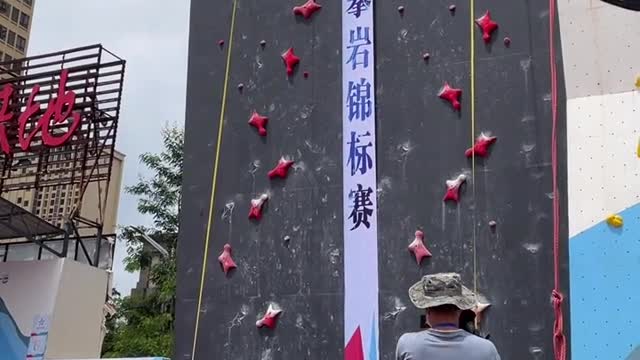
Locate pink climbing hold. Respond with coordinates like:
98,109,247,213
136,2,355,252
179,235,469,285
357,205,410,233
248,193,269,220
256,303,282,329
449,4,456,12
475,11,499,43
473,302,491,324
293,0,322,19
397,5,405,14
443,173,467,202
423,52,430,61
303,71,310,78
465,133,497,158
438,82,462,111
218,244,237,275
281,48,300,76
503,37,511,47
248,111,268,137
218,39,225,47
408,230,432,265
268,157,295,179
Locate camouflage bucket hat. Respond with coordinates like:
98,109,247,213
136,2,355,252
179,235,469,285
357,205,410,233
408,273,479,310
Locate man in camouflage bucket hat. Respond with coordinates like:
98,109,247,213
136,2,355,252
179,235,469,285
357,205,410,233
396,273,501,360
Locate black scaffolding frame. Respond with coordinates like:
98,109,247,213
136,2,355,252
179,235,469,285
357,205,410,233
0,45,125,268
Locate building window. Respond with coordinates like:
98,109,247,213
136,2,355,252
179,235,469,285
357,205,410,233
37,200,41,207
7,30,15,46
0,2,9,16
16,35,25,52
43,200,47,207
0,25,6,41
23,0,32,7
38,194,42,199
19,12,28,28
16,197,22,204
23,200,28,207
10,6,18,22
3,54,11,62
60,199,65,205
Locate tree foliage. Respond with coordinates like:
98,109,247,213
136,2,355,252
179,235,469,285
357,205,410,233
102,125,183,358
102,294,174,357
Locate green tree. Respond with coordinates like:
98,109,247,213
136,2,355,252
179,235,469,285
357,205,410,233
102,125,183,358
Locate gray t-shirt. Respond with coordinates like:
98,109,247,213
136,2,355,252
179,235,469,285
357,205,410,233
396,329,501,360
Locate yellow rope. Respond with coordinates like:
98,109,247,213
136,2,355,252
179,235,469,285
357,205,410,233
191,0,238,358
470,0,478,299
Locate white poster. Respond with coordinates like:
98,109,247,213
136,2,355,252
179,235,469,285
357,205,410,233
0,260,61,360
342,0,378,359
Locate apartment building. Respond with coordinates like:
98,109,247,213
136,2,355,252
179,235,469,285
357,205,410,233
2,150,126,235
0,0,33,65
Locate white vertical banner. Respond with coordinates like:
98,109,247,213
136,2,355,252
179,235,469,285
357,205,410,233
342,0,378,359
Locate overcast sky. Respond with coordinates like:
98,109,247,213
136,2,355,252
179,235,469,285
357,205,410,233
29,1,191,294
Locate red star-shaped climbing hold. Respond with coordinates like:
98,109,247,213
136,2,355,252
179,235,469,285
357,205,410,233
281,48,300,76
408,230,432,265
256,303,282,329
268,157,295,179
293,0,322,19
248,193,269,220
443,173,467,202
248,111,268,137
475,11,498,43
465,133,497,158
438,82,462,111
218,244,237,275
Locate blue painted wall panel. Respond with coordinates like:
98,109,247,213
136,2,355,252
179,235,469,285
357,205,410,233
570,203,640,360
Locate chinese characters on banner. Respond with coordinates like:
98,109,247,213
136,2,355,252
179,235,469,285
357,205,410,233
342,0,379,360
0,69,81,155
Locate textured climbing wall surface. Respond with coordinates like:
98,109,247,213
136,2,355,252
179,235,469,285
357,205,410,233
565,76,640,360
557,0,639,99
374,1,568,359
567,94,640,360
566,92,640,237
558,1,640,358
176,0,568,359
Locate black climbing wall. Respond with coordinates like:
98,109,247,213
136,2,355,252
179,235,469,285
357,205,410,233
177,0,569,359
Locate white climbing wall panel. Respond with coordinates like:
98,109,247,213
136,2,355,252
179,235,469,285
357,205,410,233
567,90,640,236
557,0,640,99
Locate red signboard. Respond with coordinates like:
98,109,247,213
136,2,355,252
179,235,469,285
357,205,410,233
0,44,125,193
0,69,81,154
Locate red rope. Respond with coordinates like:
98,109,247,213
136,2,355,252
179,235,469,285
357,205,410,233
549,0,566,358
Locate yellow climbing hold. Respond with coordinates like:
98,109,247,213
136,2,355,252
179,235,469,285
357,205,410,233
636,76,640,89
606,214,623,228
637,137,640,158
